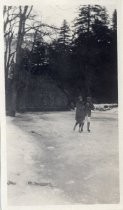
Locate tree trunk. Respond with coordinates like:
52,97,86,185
6,79,17,117
8,6,29,116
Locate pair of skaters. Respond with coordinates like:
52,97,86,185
73,96,95,132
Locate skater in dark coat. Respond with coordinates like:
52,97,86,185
73,96,85,132
85,96,95,132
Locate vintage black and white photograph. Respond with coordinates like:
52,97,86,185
3,0,119,206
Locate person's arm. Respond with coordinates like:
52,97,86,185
90,102,95,110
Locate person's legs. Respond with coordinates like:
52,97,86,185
73,122,78,131
82,121,85,130
79,123,82,132
80,121,84,132
87,122,90,132
87,116,91,132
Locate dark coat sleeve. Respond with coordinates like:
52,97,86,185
90,102,95,110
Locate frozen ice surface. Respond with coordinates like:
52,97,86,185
6,109,119,205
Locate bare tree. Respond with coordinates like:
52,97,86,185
4,5,61,116
4,6,33,116
4,6,19,82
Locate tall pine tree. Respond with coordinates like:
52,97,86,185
72,5,110,99
58,19,71,51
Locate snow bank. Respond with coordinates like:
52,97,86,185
94,104,118,113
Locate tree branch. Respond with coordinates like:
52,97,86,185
26,6,33,19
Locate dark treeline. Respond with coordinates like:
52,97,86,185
23,5,117,104
5,5,118,116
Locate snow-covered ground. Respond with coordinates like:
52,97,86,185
6,109,119,205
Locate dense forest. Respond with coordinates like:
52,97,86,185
4,5,117,116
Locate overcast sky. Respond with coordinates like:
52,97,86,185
33,0,117,27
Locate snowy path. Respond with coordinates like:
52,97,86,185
7,111,119,205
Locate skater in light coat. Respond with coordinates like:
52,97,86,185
85,96,95,132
